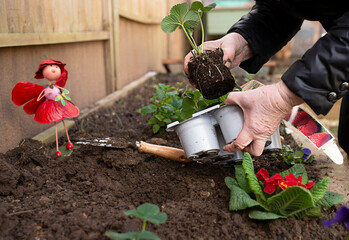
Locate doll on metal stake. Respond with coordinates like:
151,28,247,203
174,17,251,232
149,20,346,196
12,59,80,157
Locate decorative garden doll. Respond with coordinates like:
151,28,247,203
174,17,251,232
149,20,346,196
12,59,80,157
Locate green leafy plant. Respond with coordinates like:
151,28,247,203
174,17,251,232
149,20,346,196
139,83,227,133
271,145,314,165
225,152,343,220
161,1,216,54
105,203,167,240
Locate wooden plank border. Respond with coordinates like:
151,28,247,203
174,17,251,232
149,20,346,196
0,31,109,48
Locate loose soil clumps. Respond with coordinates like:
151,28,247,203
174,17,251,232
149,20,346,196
0,73,347,239
187,48,235,99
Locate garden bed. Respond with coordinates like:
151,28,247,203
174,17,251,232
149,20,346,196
0,73,348,239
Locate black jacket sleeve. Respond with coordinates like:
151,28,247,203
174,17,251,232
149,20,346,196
227,1,303,73
282,11,349,115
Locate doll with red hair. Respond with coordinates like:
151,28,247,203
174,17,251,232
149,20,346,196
12,59,80,157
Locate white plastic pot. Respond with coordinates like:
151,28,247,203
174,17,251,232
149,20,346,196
264,127,282,151
167,104,281,165
167,108,220,160
212,105,244,144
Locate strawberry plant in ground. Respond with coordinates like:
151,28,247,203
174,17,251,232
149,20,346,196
0,73,348,239
139,82,227,134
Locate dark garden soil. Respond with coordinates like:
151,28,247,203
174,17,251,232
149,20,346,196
187,48,235,99
0,72,348,240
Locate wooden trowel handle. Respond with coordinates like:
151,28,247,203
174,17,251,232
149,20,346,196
137,141,190,163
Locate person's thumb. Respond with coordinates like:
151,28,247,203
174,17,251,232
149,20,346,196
224,91,242,106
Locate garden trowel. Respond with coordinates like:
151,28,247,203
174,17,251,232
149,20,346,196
75,137,190,163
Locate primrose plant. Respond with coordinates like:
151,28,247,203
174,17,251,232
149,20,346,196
140,83,227,133
161,1,216,54
225,152,343,220
105,203,167,240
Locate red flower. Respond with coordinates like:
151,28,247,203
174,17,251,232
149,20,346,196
263,173,283,194
257,170,315,194
257,168,269,181
257,169,283,194
279,174,314,191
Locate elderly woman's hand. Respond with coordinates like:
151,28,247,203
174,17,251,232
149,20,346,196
223,81,304,156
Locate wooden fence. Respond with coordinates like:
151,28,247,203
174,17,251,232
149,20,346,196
0,0,186,153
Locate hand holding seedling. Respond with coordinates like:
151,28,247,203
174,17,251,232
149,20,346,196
184,32,253,77
162,1,236,99
223,81,303,156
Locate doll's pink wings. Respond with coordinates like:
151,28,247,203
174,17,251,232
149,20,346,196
12,82,45,115
55,69,68,87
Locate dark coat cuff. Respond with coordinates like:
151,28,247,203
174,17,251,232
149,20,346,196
227,1,302,73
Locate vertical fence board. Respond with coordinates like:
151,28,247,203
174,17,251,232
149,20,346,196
103,0,116,94
0,0,9,33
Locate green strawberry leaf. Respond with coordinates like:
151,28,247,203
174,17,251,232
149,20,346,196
182,11,200,29
105,230,161,240
202,4,216,12
105,231,139,240
152,124,160,133
170,3,189,22
190,1,204,11
125,203,167,225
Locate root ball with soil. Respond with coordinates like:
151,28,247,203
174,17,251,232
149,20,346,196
187,48,235,99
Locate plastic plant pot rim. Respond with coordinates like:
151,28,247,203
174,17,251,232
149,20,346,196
166,104,220,131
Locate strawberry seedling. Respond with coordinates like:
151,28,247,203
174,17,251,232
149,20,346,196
161,1,216,55
105,203,167,240
140,83,227,134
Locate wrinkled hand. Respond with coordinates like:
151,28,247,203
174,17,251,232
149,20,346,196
184,32,253,78
223,81,304,156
